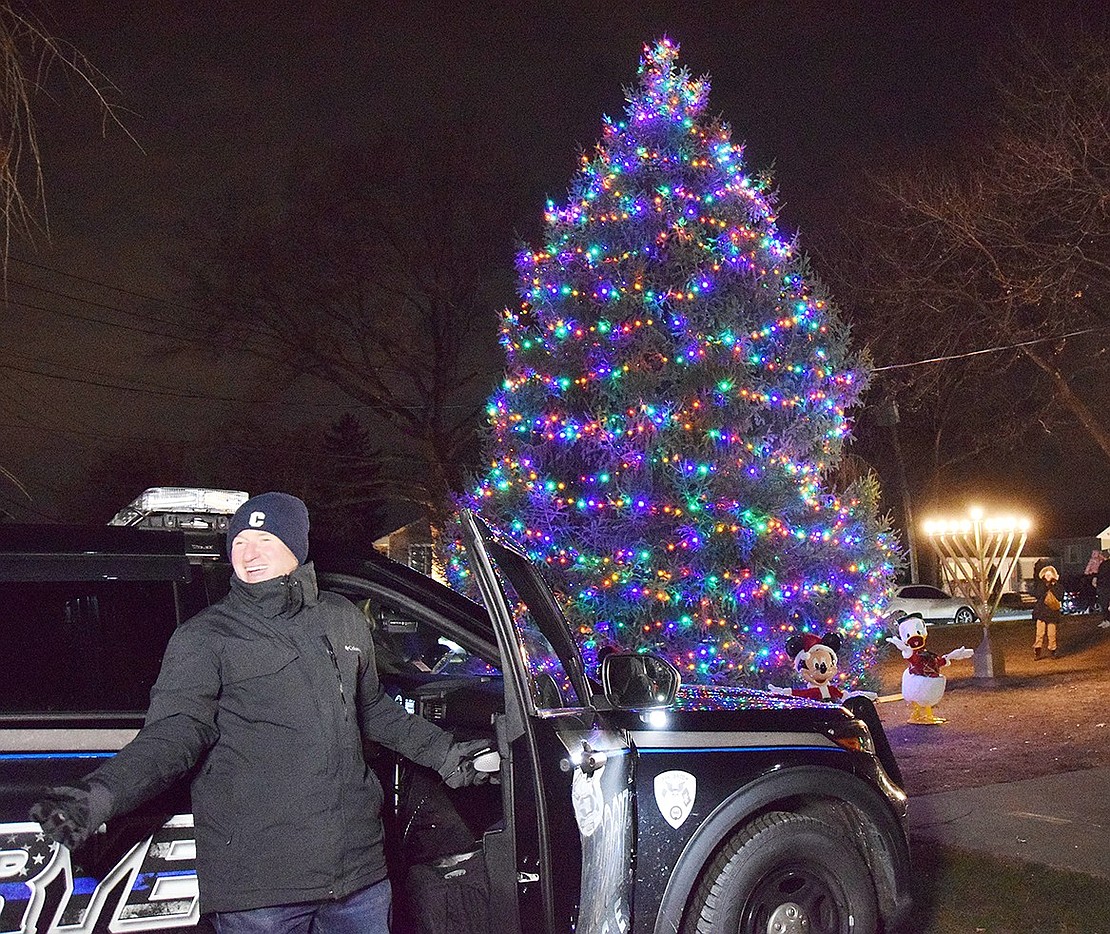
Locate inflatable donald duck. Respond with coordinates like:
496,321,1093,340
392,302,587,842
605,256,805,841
888,613,974,724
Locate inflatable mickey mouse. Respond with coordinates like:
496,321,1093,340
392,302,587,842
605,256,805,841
768,631,877,702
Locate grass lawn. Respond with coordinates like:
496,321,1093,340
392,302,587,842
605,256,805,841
909,840,1110,933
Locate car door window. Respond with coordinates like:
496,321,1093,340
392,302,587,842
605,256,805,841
463,513,633,933
498,576,582,711
480,532,591,712
316,574,500,679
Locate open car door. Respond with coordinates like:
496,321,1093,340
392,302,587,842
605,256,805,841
461,511,634,934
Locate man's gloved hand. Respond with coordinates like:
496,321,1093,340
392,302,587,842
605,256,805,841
29,780,113,850
438,739,494,788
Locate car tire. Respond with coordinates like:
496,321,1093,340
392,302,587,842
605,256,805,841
685,811,878,934
954,606,976,626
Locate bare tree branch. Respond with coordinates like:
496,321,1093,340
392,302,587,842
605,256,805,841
0,2,134,273
820,34,1110,505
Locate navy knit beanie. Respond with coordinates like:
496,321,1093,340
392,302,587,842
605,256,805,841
226,492,310,564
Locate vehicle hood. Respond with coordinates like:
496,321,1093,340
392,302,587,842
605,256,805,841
674,684,836,712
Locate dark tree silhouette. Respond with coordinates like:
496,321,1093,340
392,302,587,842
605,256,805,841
186,139,506,527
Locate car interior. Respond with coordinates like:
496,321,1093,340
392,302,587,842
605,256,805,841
322,576,509,934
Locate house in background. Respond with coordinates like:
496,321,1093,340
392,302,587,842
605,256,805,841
1003,556,1057,594
1046,527,1110,579
373,519,440,581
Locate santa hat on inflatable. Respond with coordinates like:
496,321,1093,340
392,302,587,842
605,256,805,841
785,632,842,670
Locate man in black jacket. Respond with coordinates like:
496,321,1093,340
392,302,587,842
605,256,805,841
32,492,486,933
1096,550,1110,628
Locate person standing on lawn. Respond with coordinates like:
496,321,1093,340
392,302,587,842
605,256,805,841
30,491,488,933
1079,549,1101,614
1095,550,1110,629
1032,562,1065,659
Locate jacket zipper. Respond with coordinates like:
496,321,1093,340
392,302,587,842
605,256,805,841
322,635,349,721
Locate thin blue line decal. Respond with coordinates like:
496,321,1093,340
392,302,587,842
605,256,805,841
636,745,843,755
0,752,114,760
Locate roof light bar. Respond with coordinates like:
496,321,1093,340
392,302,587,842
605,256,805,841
109,487,249,529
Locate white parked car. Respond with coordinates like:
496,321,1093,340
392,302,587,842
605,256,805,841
885,584,978,626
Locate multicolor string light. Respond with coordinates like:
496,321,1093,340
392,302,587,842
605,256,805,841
448,38,899,687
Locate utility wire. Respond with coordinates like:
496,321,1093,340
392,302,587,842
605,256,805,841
4,294,213,346
4,315,1101,402
0,419,424,463
11,255,199,319
4,271,276,357
872,324,1109,371
0,359,262,402
0,345,304,405
0,494,61,522
8,275,196,334
1,348,334,406
11,253,1107,377
4,267,479,410
0,352,480,411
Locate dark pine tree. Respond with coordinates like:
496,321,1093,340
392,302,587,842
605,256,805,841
449,39,898,687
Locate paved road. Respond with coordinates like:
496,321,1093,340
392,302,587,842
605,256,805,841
908,767,1110,879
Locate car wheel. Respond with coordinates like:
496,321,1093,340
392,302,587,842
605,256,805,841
954,606,976,626
685,811,878,934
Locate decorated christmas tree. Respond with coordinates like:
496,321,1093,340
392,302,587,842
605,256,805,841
449,38,898,687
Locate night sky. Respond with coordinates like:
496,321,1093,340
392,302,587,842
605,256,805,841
4,0,1107,539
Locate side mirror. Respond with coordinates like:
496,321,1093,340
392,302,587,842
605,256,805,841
600,652,680,709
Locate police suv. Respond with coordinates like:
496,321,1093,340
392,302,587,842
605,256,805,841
0,489,911,934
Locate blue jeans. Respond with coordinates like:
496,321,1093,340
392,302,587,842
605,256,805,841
211,879,392,934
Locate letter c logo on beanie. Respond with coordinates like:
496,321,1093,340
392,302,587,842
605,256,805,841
227,493,311,565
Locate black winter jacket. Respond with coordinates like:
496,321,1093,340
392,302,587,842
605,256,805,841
1032,576,1065,624
88,562,455,913
1097,561,1110,597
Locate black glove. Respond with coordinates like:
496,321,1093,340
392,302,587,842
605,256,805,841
438,739,494,788
30,780,113,850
